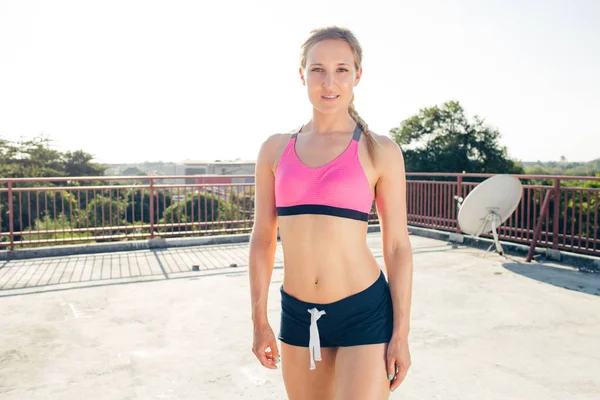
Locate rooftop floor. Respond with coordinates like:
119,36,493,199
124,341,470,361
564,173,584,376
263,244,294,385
1,233,599,399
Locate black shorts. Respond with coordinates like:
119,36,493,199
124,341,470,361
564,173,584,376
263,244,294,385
278,270,394,367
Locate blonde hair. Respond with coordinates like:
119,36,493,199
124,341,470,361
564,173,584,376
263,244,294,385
300,26,379,161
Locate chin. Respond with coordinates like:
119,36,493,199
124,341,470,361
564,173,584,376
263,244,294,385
316,107,344,115
310,98,348,114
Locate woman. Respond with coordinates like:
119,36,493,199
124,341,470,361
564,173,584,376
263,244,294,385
249,26,413,399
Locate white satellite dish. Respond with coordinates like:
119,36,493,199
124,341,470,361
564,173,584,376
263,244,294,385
455,174,522,255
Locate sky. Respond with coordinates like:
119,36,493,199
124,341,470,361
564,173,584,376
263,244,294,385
1,0,599,165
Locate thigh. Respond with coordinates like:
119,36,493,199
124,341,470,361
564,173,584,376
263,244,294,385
281,342,337,400
333,343,391,400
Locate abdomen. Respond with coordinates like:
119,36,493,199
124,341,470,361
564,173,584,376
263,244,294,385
278,215,381,303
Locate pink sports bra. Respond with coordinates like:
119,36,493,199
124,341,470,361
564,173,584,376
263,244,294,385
274,124,373,222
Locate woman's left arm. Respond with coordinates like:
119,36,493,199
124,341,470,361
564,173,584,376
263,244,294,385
373,135,413,391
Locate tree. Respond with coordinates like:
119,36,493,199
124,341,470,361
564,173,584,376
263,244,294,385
0,134,106,180
64,150,105,177
160,192,225,227
390,101,524,174
125,188,173,224
7,136,65,178
0,134,108,236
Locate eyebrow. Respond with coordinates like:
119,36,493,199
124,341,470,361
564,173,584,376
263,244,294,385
308,63,351,67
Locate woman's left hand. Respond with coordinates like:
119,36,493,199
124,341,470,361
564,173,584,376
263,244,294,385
386,334,411,392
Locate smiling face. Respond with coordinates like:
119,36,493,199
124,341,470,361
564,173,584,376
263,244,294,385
300,39,362,115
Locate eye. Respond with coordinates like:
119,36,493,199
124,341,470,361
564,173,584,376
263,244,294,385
310,68,323,72
338,68,349,72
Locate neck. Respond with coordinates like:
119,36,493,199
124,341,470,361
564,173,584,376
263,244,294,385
307,109,355,135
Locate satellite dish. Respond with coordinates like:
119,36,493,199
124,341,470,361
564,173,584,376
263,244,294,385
455,174,522,255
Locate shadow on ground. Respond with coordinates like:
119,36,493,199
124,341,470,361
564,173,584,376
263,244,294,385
503,261,600,297
0,243,273,298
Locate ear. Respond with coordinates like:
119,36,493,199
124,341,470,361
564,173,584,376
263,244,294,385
299,67,306,86
354,66,363,86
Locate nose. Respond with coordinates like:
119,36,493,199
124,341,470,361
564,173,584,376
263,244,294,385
323,73,334,88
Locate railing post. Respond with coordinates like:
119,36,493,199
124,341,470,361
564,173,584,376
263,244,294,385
552,178,560,249
149,178,155,239
526,189,553,262
8,181,14,251
456,175,463,233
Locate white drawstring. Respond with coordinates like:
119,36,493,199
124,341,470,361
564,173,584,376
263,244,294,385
307,307,326,370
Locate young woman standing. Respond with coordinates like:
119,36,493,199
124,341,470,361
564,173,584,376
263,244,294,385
249,26,413,399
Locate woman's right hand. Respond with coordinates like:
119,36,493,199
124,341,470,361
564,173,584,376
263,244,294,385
252,322,280,369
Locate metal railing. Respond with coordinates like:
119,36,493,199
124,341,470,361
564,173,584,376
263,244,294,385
405,173,599,258
1,173,598,258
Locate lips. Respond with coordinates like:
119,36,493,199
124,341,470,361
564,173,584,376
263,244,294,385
322,95,339,100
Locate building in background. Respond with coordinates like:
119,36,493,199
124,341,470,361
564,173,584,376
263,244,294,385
103,162,186,184
183,159,256,185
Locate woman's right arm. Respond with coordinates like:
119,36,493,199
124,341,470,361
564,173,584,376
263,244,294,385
249,135,280,329
249,135,281,369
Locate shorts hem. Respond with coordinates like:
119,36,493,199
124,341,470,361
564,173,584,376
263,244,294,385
337,337,392,347
278,337,306,347
279,337,391,348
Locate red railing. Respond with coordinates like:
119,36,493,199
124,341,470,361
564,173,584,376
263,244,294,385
0,175,378,250
405,173,600,257
1,173,598,258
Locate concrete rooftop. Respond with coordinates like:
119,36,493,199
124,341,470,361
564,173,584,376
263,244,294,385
0,233,599,400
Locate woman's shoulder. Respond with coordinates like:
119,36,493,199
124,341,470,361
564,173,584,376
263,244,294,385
360,130,404,171
262,131,294,146
365,131,394,147
256,128,298,170
371,132,405,178
259,131,294,154
367,131,400,153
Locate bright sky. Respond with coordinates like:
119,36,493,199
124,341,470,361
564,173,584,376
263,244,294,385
1,0,599,165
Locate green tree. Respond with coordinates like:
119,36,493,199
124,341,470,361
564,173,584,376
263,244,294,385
21,213,94,247
64,150,105,177
157,190,251,236
125,188,173,224
1,134,108,235
6,136,65,178
160,192,224,226
0,135,106,180
390,101,524,174
10,190,80,237
524,158,600,178
86,196,127,229
0,138,18,177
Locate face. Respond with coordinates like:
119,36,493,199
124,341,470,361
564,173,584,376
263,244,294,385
300,39,362,115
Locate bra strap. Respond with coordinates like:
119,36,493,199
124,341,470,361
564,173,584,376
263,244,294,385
291,124,304,139
352,123,362,141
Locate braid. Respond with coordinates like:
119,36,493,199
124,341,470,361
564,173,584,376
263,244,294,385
348,93,378,161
